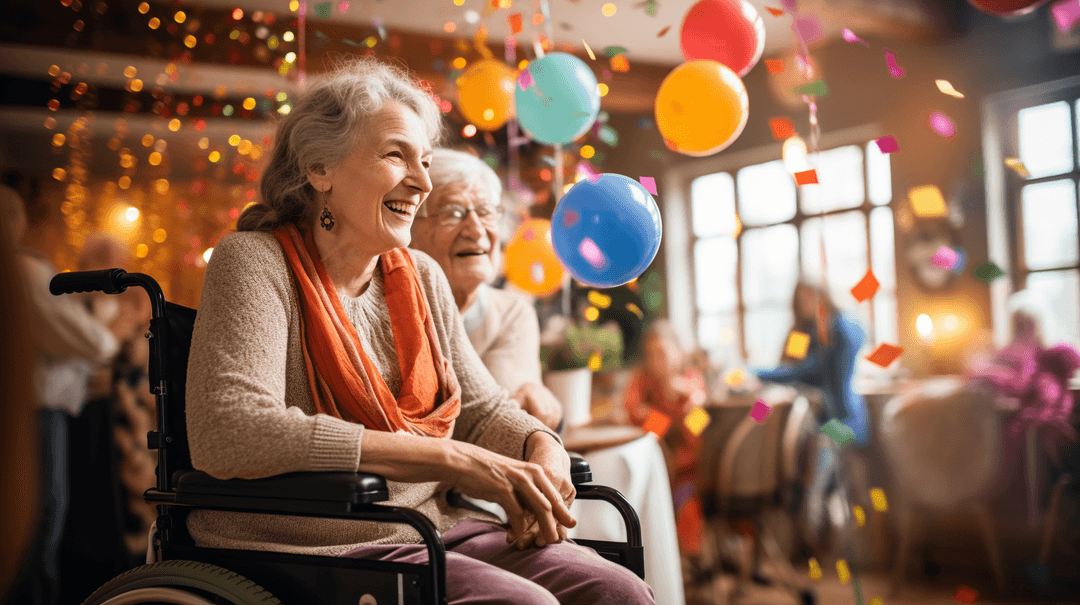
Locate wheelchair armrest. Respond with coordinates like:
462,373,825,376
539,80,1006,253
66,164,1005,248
568,452,593,485
174,470,390,505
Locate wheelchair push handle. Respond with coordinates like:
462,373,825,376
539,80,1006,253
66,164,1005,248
50,268,129,295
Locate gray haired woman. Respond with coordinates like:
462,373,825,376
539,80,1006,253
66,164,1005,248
186,57,654,604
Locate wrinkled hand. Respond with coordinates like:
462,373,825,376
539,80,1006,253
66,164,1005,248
514,383,564,431
510,432,576,549
447,438,575,549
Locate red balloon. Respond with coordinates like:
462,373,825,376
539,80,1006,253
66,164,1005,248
966,0,1046,15
679,0,765,77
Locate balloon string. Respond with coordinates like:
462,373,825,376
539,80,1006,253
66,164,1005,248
298,2,307,88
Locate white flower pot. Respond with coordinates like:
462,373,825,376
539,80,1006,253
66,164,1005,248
542,367,593,429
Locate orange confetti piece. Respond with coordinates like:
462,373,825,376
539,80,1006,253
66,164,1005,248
794,169,818,185
769,117,796,140
765,59,785,74
866,343,903,368
610,54,629,72
850,269,880,303
642,409,673,438
954,586,978,603
766,6,785,16
508,13,522,34
657,25,671,37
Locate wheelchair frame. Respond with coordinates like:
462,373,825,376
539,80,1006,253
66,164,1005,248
52,268,644,605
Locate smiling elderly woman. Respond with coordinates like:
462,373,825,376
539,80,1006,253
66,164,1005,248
184,58,653,604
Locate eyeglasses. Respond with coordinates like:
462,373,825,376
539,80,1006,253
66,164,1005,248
427,203,505,228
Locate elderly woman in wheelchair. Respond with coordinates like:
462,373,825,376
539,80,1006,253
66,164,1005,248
52,57,654,605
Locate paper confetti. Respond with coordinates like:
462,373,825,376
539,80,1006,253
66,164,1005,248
932,246,960,269
1005,157,1030,178
610,55,630,72
578,161,602,183
765,59,785,74
794,80,829,97
954,586,978,603
793,16,824,45
643,409,673,438
517,69,534,91
750,399,772,423
936,79,965,98
850,270,880,303
809,557,823,580
908,185,948,218
508,13,522,33
725,369,746,387
974,261,1005,283
870,488,888,512
769,117,796,140
837,559,851,584
766,6,785,16
929,111,957,139
853,505,866,527
866,343,903,368
314,2,331,18
869,598,884,605
657,25,671,37
785,331,812,358
582,39,596,60
639,176,658,195
684,407,711,436
821,419,855,445
794,169,819,186
1051,0,1080,32
587,290,612,309
884,50,905,78
875,135,899,154
842,27,869,46
604,45,628,57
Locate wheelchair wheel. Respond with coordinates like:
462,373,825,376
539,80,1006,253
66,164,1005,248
81,560,281,605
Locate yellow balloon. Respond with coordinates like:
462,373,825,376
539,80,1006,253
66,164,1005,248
654,60,749,157
456,59,517,131
505,219,566,296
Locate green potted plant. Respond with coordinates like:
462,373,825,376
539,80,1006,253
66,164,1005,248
540,321,623,429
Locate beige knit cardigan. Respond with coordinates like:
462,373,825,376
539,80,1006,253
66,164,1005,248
184,231,558,556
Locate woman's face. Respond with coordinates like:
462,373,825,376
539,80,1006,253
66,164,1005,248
795,286,819,322
309,101,433,253
644,335,681,377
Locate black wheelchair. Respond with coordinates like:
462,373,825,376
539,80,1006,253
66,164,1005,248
51,268,645,605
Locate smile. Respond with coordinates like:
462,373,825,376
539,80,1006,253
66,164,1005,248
383,200,414,217
455,250,487,257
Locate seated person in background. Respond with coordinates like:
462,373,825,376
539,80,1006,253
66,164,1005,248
411,147,684,605
621,319,707,557
186,58,653,605
968,290,1079,526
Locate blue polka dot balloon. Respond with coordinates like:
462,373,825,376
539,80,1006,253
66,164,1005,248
551,174,662,288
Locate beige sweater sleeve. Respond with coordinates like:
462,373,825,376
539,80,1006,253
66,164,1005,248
477,290,543,394
185,233,365,480
408,250,560,460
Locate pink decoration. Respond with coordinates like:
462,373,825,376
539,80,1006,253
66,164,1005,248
750,399,772,423
578,161,601,183
517,69,534,91
841,27,869,46
875,135,899,154
639,176,658,195
932,246,960,269
579,237,607,269
781,0,798,11
884,51,905,78
563,210,579,228
1051,0,1080,31
338,1,349,13
793,15,824,45
929,111,957,139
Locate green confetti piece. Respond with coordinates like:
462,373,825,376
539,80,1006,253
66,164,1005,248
794,80,829,97
314,30,330,41
974,261,1005,283
343,38,361,46
648,149,664,161
314,2,332,18
821,419,855,445
604,45,628,57
645,0,658,16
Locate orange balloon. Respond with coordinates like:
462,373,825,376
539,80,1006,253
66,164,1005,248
456,59,517,131
504,219,566,296
654,60,749,157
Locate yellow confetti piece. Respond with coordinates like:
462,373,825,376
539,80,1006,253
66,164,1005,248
869,598,884,605
935,79,965,98
1005,157,1030,178
871,487,888,512
808,557,822,580
587,352,602,371
725,368,746,387
785,331,811,359
582,39,596,61
908,185,948,218
853,505,866,527
837,559,851,584
587,290,612,309
626,302,644,319
683,407,710,437
732,214,742,238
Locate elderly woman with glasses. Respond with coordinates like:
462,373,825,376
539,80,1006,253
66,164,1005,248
411,148,685,605
184,58,654,604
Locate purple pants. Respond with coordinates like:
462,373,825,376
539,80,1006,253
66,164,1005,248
340,518,656,604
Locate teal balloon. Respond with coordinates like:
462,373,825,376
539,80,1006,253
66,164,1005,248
515,53,601,145
551,174,662,288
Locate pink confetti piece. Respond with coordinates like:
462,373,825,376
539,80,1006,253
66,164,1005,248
338,0,350,13
563,210,579,228
884,51,905,78
579,237,607,269
781,0,797,12
517,69,533,91
929,111,957,139
842,27,868,46
750,399,772,423
793,16,824,45
932,246,959,269
875,135,899,154
578,161,602,183
639,176,657,195
1051,0,1080,32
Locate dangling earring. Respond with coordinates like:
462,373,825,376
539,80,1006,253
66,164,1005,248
319,188,335,231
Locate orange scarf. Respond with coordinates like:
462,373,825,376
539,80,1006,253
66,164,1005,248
272,224,460,438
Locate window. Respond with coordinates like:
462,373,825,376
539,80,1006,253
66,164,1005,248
691,142,896,366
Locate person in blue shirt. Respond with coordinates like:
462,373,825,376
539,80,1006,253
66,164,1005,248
755,281,870,447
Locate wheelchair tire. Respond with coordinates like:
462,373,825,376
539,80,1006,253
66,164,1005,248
81,560,281,605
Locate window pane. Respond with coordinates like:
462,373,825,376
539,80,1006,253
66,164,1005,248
1021,179,1078,270
870,207,896,290
694,236,738,313
873,292,899,346
698,312,740,364
1026,270,1080,349
801,211,868,306
691,172,736,238
1019,101,1074,179
801,145,864,214
867,141,892,206
737,160,796,226
741,224,799,306
744,306,794,366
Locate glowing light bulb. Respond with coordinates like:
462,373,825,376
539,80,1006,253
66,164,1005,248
916,314,933,341
124,206,140,222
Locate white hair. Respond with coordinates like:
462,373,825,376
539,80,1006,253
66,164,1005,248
417,148,501,217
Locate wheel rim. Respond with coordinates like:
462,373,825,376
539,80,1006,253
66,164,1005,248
98,586,217,605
